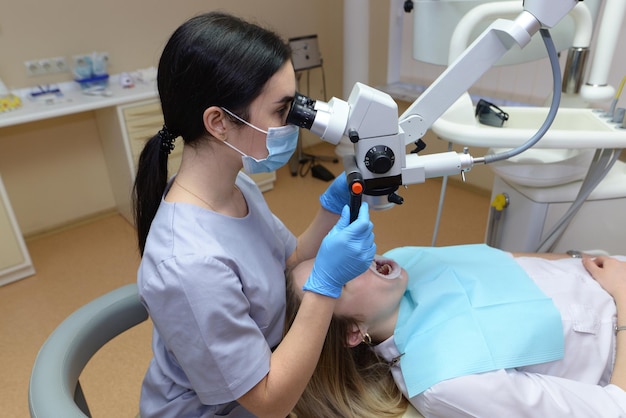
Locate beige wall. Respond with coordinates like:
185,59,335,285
0,1,343,90
7,1,611,236
0,0,344,236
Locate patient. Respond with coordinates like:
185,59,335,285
285,244,626,418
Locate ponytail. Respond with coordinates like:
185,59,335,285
132,127,176,255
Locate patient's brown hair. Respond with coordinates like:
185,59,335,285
285,267,408,418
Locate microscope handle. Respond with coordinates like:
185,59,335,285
343,155,364,223
349,184,363,223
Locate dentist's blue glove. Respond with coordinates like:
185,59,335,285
303,202,376,298
319,172,351,215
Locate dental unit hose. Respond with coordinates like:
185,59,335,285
607,76,626,121
536,147,621,252
482,29,561,165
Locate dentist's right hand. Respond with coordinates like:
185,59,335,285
303,202,376,298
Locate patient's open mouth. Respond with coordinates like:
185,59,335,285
370,256,401,280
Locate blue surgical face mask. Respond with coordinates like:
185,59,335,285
221,108,299,174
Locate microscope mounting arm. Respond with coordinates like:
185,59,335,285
400,0,578,142
287,0,581,210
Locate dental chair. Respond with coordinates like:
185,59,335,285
27,281,425,418
28,283,148,418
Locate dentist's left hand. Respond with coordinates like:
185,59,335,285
319,172,351,215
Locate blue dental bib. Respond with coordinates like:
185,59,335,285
385,244,564,397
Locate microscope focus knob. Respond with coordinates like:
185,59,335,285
364,145,395,174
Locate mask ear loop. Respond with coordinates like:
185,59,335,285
221,107,268,134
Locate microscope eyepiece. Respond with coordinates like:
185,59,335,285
286,91,349,145
287,92,317,129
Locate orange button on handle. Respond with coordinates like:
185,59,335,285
351,182,363,195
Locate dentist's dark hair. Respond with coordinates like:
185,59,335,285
132,11,291,255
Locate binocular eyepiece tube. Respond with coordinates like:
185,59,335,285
286,92,349,145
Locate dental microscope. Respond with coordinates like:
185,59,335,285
286,0,583,220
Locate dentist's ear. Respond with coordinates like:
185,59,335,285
203,106,228,141
345,323,367,348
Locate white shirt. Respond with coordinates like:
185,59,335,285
375,255,626,417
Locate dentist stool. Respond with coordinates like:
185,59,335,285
28,283,148,418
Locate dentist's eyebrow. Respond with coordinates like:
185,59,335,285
276,95,294,104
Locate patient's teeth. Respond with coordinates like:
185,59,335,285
371,257,401,280
376,262,392,275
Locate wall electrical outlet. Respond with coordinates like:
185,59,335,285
24,56,70,76
24,60,43,76
38,59,54,74
50,57,69,73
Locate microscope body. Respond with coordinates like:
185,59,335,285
346,84,406,208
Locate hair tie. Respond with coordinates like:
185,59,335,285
158,125,176,155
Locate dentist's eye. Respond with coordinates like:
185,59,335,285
275,107,287,124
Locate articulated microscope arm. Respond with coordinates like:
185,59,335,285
400,0,579,142
287,0,581,210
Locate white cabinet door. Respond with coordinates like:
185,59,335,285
0,175,35,285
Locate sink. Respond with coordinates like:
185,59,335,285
431,93,626,149
487,147,595,187
428,93,626,187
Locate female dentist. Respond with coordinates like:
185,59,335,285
133,12,376,418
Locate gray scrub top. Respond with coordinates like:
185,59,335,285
138,173,297,417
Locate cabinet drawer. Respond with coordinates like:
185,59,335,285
123,100,162,120
121,99,183,173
